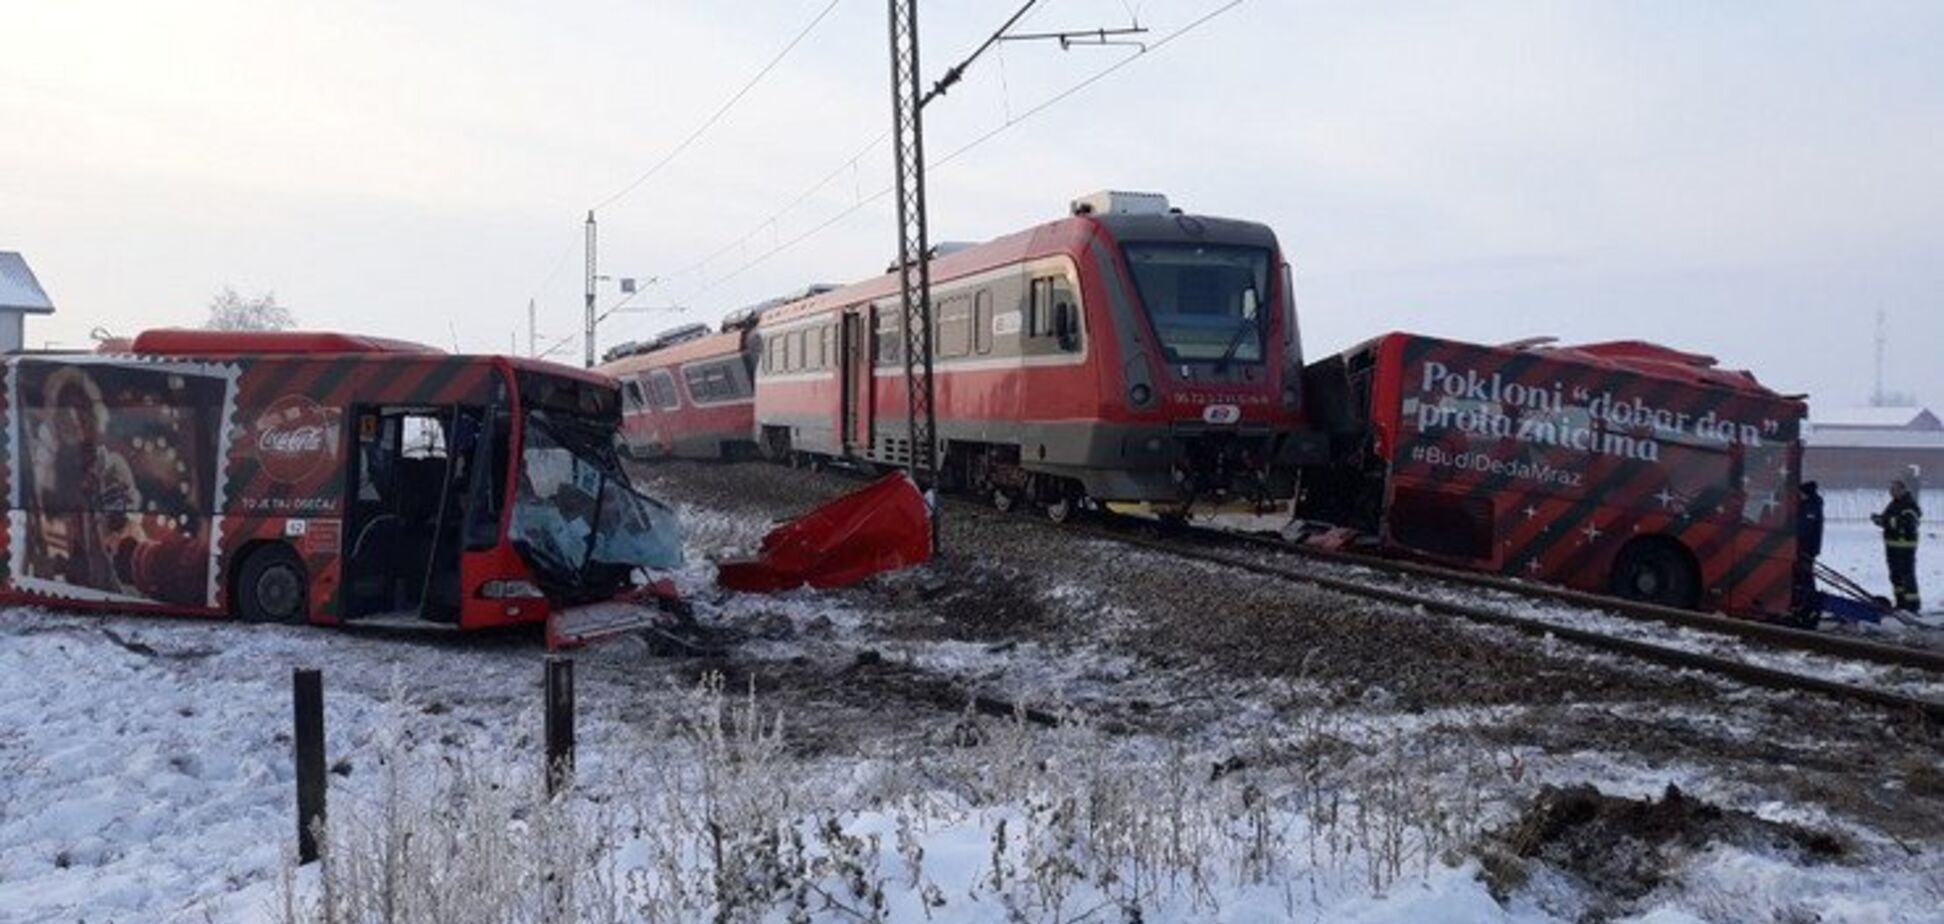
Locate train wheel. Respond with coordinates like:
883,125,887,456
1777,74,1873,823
1044,495,1075,523
237,544,308,624
1609,539,1700,610
992,488,1018,514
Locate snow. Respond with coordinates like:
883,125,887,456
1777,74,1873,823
3,489,1942,922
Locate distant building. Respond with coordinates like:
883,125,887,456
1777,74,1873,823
1803,406,1943,490
0,252,55,352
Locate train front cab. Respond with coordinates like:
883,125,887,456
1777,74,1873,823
1011,206,1327,511
1297,333,1804,618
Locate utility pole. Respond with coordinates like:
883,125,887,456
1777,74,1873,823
888,0,939,513
528,298,538,358
584,210,598,368
884,1,1141,552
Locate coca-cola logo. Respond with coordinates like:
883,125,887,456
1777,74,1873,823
253,395,340,483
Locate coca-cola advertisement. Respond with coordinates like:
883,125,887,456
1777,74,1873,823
251,394,341,484
8,359,232,607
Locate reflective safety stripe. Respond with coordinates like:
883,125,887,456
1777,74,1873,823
1886,540,1920,549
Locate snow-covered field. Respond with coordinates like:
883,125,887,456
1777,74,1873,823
3,468,1942,923
1820,488,1944,618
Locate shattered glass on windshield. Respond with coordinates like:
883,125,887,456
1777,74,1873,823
510,411,681,592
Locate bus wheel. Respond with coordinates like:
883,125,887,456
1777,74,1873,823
1609,540,1699,610
238,544,309,624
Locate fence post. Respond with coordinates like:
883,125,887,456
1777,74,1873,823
544,657,575,797
292,668,326,865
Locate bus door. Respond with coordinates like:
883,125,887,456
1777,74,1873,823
842,309,873,456
343,405,481,622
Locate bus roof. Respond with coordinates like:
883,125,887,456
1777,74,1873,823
122,329,616,389
132,328,443,356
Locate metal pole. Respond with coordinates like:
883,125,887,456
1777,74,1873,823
584,211,598,368
528,297,538,358
292,668,326,865
544,657,575,796
888,0,940,551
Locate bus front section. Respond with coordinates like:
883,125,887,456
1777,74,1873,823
466,366,683,629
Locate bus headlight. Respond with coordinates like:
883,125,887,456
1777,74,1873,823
478,579,544,599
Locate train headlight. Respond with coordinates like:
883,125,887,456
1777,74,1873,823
1130,383,1152,405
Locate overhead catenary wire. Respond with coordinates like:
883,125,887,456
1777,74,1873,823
590,0,846,213
668,0,1247,310
522,0,846,336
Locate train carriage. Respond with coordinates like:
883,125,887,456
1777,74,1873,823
1298,332,1807,617
752,191,1325,516
606,326,758,461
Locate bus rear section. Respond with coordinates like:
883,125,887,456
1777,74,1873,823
1298,333,1806,618
0,331,679,630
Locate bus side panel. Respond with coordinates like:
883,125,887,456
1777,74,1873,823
219,356,499,623
1,355,240,615
1376,338,1798,616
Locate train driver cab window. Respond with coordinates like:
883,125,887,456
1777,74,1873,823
622,379,646,410
1029,275,1081,352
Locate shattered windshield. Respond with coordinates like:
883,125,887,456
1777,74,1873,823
1122,243,1271,364
509,410,682,590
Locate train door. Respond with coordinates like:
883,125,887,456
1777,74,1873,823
842,309,872,456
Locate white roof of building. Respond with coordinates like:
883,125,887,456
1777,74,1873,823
0,252,54,314
1804,428,1944,450
1809,406,1939,430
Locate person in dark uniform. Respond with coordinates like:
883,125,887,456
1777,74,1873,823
1792,481,1824,621
1871,479,1922,612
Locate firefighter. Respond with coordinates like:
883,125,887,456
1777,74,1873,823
1871,479,1922,612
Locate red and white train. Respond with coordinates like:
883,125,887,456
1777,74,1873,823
603,191,1325,516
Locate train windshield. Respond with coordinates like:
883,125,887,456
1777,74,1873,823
1122,243,1272,364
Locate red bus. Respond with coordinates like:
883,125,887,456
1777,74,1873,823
0,329,679,629
1298,333,1805,617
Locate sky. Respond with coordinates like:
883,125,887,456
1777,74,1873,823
3,0,1941,412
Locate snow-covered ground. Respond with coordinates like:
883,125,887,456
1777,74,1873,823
3,468,1942,923
1819,488,1944,616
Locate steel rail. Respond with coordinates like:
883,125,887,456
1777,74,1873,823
1185,524,1944,674
1047,517,1944,723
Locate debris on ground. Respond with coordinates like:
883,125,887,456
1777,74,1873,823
716,471,932,592
1480,783,1849,915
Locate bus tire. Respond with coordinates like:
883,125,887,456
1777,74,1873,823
236,543,310,625
1609,538,1699,610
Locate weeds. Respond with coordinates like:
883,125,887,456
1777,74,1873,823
274,675,1506,922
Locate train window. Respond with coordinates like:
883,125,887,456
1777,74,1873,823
645,370,680,409
974,290,993,354
939,294,971,358
1052,277,1080,352
792,330,808,372
822,324,836,369
875,310,902,367
1029,277,1053,337
764,336,780,374
622,379,646,410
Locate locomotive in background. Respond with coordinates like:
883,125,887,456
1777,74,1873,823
604,191,1325,519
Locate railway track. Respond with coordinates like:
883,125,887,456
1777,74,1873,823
653,459,1944,723
1027,510,1944,723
